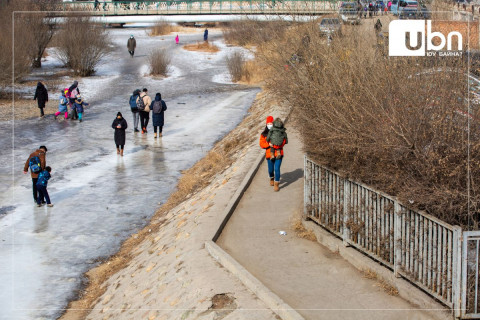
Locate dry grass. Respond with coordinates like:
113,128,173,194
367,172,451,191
150,20,182,36
291,219,317,241
183,41,219,53
148,49,171,76
361,269,399,296
238,60,268,85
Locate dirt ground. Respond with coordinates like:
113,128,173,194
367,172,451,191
0,99,57,121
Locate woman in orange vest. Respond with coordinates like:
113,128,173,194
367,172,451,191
259,116,286,191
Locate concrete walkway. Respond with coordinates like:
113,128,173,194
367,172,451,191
217,129,444,320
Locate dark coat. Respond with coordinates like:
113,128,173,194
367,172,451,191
127,38,136,51
34,82,48,108
152,99,167,127
112,117,128,146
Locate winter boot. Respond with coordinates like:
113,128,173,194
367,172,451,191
117,148,120,154
274,181,280,192
154,132,157,138
159,132,162,137
120,149,124,156
270,177,274,186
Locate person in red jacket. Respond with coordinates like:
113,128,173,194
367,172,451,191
259,116,286,191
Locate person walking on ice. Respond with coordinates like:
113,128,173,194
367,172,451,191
204,28,208,42
137,88,152,134
151,92,167,138
175,34,179,45
34,81,48,118
129,89,141,132
127,35,136,57
23,146,47,204
112,112,128,156
36,166,53,207
259,116,287,192
55,89,69,120
73,94,89,122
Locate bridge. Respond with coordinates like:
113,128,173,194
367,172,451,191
61,0,339,16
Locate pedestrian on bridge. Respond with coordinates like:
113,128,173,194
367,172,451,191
127,35,136,57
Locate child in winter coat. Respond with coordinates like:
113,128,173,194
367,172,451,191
36,166,53,207
266,118,288,160
55,89,69,120
73,94,89,122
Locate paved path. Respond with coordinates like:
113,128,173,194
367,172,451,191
217,129,444,320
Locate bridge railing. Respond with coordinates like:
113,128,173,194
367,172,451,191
61,1,340,15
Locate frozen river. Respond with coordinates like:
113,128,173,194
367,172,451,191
0,27,259,320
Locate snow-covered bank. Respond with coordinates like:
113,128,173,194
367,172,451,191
60,91,290,320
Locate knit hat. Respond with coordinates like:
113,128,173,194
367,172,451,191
117,112,123,117
266,116,274,124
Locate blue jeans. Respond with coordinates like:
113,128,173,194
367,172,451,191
36,185,51,205
267,158,282,182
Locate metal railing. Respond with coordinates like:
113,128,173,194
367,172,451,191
462,231,480,318
61,1,340,15
304,156,463,312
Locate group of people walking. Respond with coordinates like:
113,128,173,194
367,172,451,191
112,88,168,156
128,88,167,136
33,80,89,122
23,113,287,210
56,81,89,122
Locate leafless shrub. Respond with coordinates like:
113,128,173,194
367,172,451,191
262,25,480,228
55,16,111,76
222,20,289,47
226,51,250,82
24,1,59,68
148,49,171,76
0,0,35,88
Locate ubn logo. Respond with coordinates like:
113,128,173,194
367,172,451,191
389,20,463,56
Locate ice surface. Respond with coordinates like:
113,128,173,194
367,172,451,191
0,28,259,320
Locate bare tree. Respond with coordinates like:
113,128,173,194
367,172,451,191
26,2,58,68
55,15,111,76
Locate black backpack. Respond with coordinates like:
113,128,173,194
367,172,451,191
136,95,146,111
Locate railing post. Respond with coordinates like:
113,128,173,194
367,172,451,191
394,201,402,277
342,179,350,246
453,227,463,319
303,155,308,221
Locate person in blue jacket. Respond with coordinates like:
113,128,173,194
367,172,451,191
36,166,53,207
73,94,89,122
